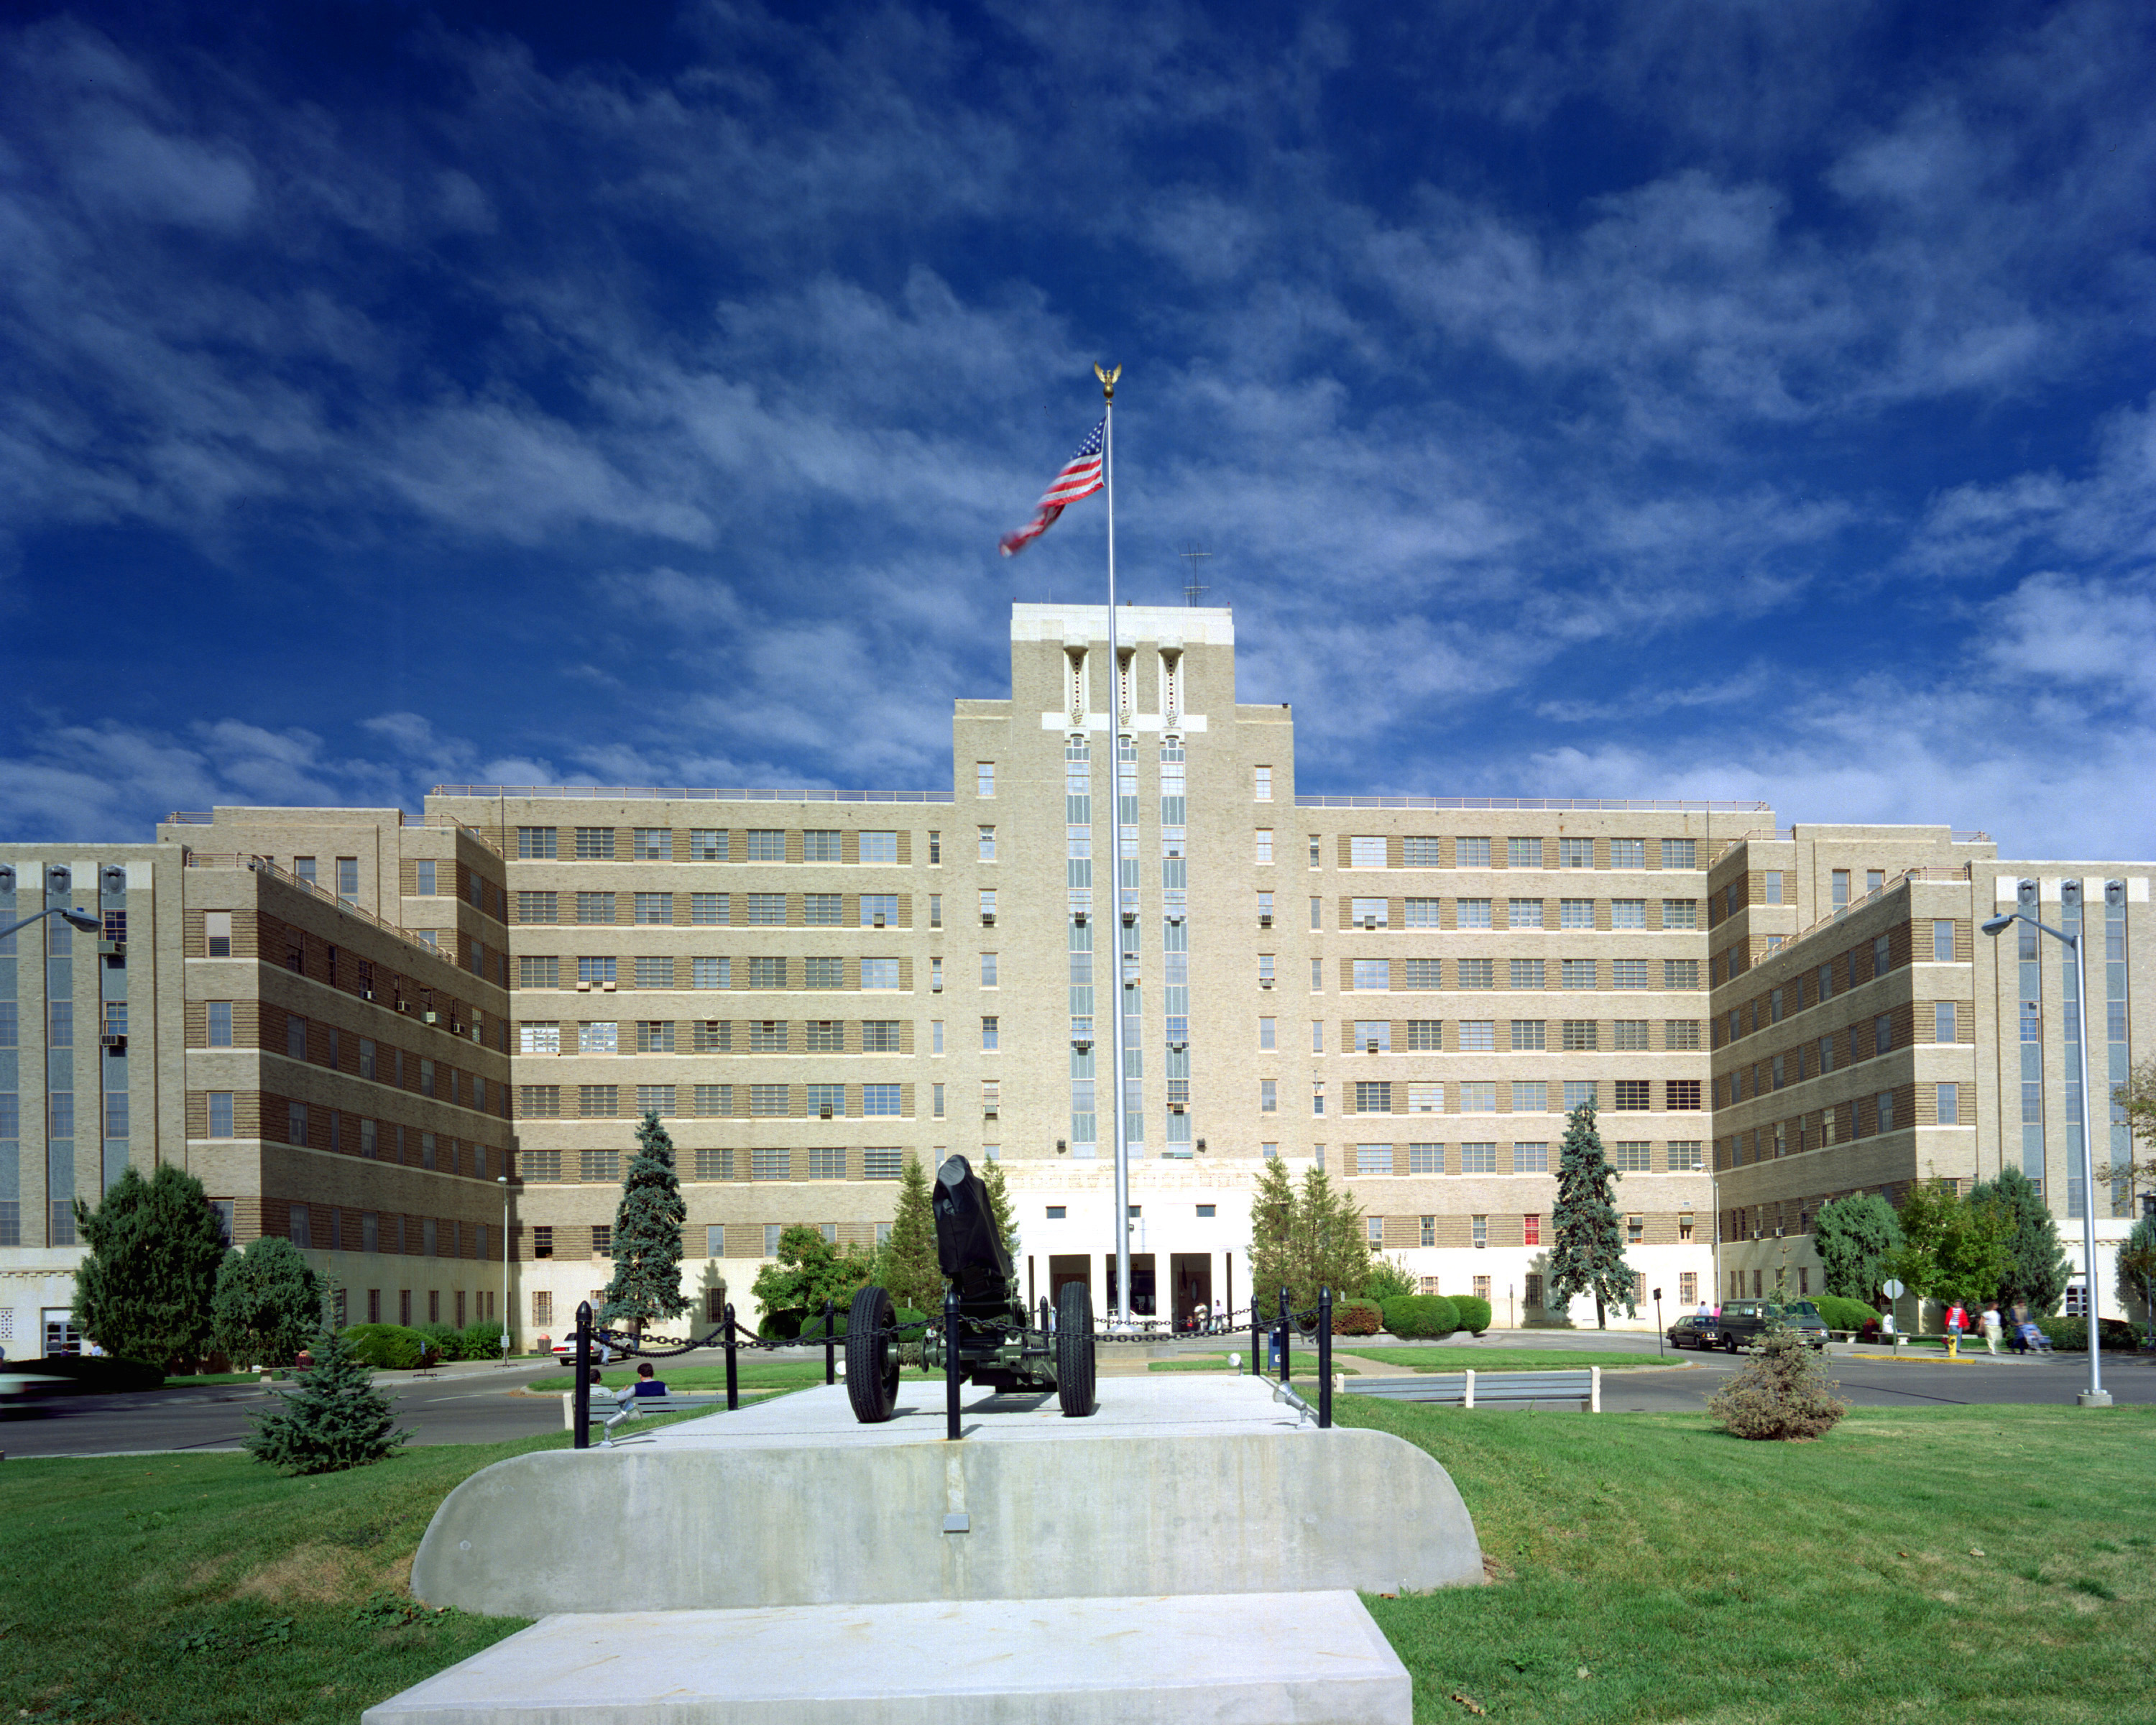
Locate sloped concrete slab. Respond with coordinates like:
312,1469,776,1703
362,1591,1411,1725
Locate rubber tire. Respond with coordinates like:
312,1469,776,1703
1723,1333,1741,1354
844,1284,901,1423
1056,1281,1096,1417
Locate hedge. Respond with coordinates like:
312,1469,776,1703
0,1356,164,1393
2032,1316,2139,1352
1379,1294,1459,1339
459,1319,508,1359
1812,1295,1879,1333
1452,1295,1492,1335
342,1324,438,1371
1330,1297,1383,1336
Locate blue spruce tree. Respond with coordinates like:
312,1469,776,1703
1547,1101,1635,1330
602,1111,690,1339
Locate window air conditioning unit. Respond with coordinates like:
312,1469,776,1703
1072,1038,1092,1053
602,980,616,991
1259,914,1272,927
1072,910,1087,926
98,939,125,957
361,988,375,1002
576,980,591,992
985,1108,998,1121
1260,978,1273,989
873,914,885,927
100,1032,126,1050
1363,916,1376,929
819,1105,834,1121
1366,1040,1381,1054
423,1010,440,1025
1167,912,1183,926
982,911,996,926
1170,1104,1184,1115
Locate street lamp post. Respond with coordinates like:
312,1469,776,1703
1982,876,2119,1408
497,1174,511,1365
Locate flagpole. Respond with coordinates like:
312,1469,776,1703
1097,362,1130,1333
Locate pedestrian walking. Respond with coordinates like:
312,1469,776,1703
1979,1302,2002,1354
1943,1300,1969,1356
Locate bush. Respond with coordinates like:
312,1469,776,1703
795,1307,849,1343
893,1305,929,1368
460,1320,507,1360
2032,1316,2139,1353
1813,1296,1879,1333
1330,1297,1383,1336
341,1325,436,1371
757,1308,803,1340
1708,1326,1850,1440
1360,1256,1418,1304
1452,1295,1492,1335
1379,1294,1459,1338
0,1356,165,1394
415,1322,464,1363
211,1237,325,1369
245,1318,411,1476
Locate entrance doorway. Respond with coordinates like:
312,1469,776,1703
1170,1254,1212,1331
1048,1255,1091,1320
42,1310,81,1357
1107,1254,1157,1320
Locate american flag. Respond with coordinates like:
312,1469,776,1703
999,418,1105,556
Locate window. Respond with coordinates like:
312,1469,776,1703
744,1085,789,1118
862,1020,900,1053
1356,1020,1391,1054
1877,1090,1895,1133
1874,1013,1892,1056
1668,1140,1703,1170
1872,934,1891,976
1261,1078,1278,1113
1460,1143,1497,1173
862,1084,901,1116
580,1022,619,1055
519,826,558,859
520,1085,561,1118
978,826,996,862
1458,1020,1496,1051
574,891,615,926
1406,1019,1443,1051
1313,958,1327,991
807,957,844,989
629,955,671,988
1760,870,1784,905
748,1146,791,1181
1612,898,1646,929
1402,959,1442,989
1350,836,1386,868
931,1019,944,1054
749,1019,788,1053
1830,869,1850,908
860,832,898,865
860,958,900,991
1564,1080,1598,1110
637,1084,676,1116
632,828,673,861
1254,765,1272,801
1403,897,1439,928
1662,839,1697,870
689,829,727,861
1459,1082,1496,1114
521,1021,561,1055
1611,1140,1651,1172
1258,954,1276,988
1935,1081,1962,1125
1365,1216,1383,1246
1559,838,1593,868
575,827,616,861
519,954,560,990
1455,897,1496,929
741,829,783,862
1259,1016,1276,1050
1611,1080,1650,1111
982,1016,999,1052
863,1148,902,1179
207,1092,234,1138
1514,1141,1549,1173
1351,897,1389,929
1611,960,1649,990
579,1085,618,1118
694,1084,732,1117
1667,1080,1701,1110
1560,898,1595,929
635,1021,676,1054
1409,1082,1443,1113
1512,1080,1548,1113
1661,898,1699,930
1457,958,1493,989
1561,959,1597,990
1498,898,1540,932
1407,1143,1442,1174
979,890,997,924
808,1082,845,1120
1561,1019,1598,1051
799,829,841,863
204,911,231,957
1356,1145,1392,1176
1664,959,1700,988
637,892,681,926
1353,959,1390,991
1354,1081,1391,1113
1664,1019,1701,1050
1501,1018,1542,1053
1255,829,1273,865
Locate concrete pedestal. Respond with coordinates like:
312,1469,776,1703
362,1592,1411,1725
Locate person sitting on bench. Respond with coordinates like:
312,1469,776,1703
628,1361,668,1397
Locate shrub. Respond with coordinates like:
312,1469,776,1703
1360,1256,1418,1304
1813,1295,1879,1333
415,1322,464,1363
795,1307,849,1343
1379,1294,1459,1339
1708,1326,1850,1440
1452,1294,1492,1335
70,1164,228,1368
1330,1297,1383,1336
245,1317,411,1476
757,1308,804,1340
210,1238,325,1369
0,1356,165,1394
342,1325,435,1371
460,1319,507,1360
2032,1316,2138,1353
894,1305,929,1368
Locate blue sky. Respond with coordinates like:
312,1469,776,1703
3,1,2153,857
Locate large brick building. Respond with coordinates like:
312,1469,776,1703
1,604,2148,1353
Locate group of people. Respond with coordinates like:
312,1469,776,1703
1925,1300,2052,1353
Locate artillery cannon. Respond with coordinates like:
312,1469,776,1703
844,1154,1096,1422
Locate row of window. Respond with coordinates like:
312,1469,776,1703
287,1204,492,1258
1318,896,1701,929
1261,957,1703,990
1271,1018,1704,1052
1262,835,1702,870
194,1092,501,1174
1279,1077,1705,1115
515,1082,907,1119
518,1146,907,1183
1718,1006,1960,1104
517,955,911,989
513,827,969,865
1715,1084,1963,1166
511,891,935,926
1718,926,1940,1047
1340,1139,1704,1175
516,1018,911,1054
244,1006,501,1115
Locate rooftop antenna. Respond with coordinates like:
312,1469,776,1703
1178,541,1212,607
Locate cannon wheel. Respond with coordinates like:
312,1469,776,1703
844,1285,902,1423
1055,1280,1096,1417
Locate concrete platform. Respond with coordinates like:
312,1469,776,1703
411,1376,1484,1615
362,1591,1411,1725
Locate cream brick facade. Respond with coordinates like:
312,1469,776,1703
2,605,2149,1353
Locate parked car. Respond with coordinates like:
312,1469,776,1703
551,1334,615,1366
1713,1300,1830,1352
1666,1315,1718,1351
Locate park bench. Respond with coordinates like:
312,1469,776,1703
1348,1366,1601,1412
569,1392,733,1444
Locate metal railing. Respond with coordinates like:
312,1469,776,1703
1782,863,1973,949
1291,796,1769,813
163,811,214,825
430,785,953,804
180,852,483,974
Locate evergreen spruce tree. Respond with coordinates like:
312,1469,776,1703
1298,1164,1371,1317
1246,1153,1298,1324
602,1112,690,1337
244,1308,411,1476
1812,1193,1904,1305
980,1156,1022,1266
71,1164,228,1367
875,1152,944,1314
1547,1103,1634,1328
212,1236,326,1368
1968,1167,2070,1314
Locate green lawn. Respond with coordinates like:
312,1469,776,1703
527,1360,939,1395
1334,1346,1673,1373
1338,1396,2156,1723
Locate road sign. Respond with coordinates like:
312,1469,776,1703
1881,1278,1905,1300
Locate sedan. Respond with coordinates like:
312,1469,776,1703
1666,1315,1718,1351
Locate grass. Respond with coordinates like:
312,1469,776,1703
162,1374,265,1388
1337,1396,2156,1723
1335,1346,1672,1373
526,1360,939,1395
0,1436,559,1724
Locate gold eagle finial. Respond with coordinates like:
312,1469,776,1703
1095,362,1121,401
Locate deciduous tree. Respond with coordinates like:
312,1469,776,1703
70,1164,227,1366
1812,1193,1904,1305
1890,1177,2012,1312
752,1224,873,1330
1245,1157,1368,1323
1968,1167,2070,1315
211,1236,325,1369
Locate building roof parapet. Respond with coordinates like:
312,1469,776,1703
429,786,953,804
1292,795,1770,813
182,852,484,974
1777,865,1973,954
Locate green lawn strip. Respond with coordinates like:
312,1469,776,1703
1147,1356,1237,1372
1335,1397,2156,1724
527,1360,941,1395
162,1373,268,1388
0,1435,568,1725
1330,1346,1670,1373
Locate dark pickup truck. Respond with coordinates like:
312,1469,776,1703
1713,1299,1830,1352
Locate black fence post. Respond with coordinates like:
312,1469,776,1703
824,1297,837,1386
572,1300,592,1450
1279,1284,1291,1385
944,1284,962,1441
1317,1287,1333,1429
723,1302,740,1411
1250,1301,1262,1376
